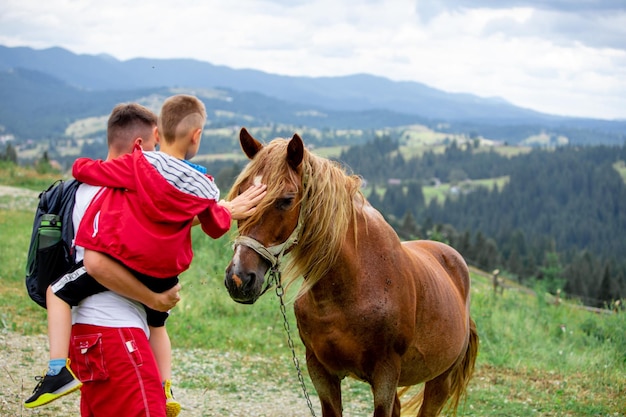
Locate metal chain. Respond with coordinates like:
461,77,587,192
273,268,318,417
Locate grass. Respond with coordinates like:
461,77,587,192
614,160,626,184
367,176,510,207
1,173,624,416
475,145,533,158
422,182,451,205
0,162,68,191
0,208,48,332
472,176,509,191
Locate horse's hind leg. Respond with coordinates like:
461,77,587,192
417,372,451,417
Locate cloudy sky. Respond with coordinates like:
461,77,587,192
1,0,625,120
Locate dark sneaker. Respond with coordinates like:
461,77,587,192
24,359,82,408
164,379,181,417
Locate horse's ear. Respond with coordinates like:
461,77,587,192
287,133,304,171
240,127,263,160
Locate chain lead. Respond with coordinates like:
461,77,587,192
273,270,317,417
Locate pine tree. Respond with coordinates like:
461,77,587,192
597,265,616,308
399,212,420,240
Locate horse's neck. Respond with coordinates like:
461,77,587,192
354,201,401,249
308,202,400,301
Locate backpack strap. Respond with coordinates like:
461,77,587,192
39,179,63,213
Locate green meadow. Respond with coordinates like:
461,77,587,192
0,170,624,416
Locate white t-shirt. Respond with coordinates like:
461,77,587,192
70,183,149,337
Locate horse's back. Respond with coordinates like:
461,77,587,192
402,239,471,302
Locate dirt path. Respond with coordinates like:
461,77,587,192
0,185,39,211
0,330,323,417
0,185,40,198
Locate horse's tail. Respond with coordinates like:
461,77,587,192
398,385,423,416
446,316,479,415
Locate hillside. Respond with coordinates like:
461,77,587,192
344,139,626,307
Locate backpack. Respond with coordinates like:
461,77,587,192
25,179,80,308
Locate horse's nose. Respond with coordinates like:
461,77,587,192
230,270,256,289
225,264,256,291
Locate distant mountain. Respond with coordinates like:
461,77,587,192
0,66,426,140
0,67,169,139
0,45,562,122
0,44,625,144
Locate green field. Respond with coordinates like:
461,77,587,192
615,160,626,184
364,176,510,207
0,171,624,416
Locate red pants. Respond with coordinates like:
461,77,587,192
70,324,165,417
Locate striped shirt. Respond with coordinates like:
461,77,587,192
143,151,220,200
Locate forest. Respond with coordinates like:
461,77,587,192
339,139,626,308
2,137,625,308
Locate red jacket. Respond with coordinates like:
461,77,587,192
73,150,231,278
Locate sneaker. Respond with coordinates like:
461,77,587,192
164,379,181,417
24,359,82,408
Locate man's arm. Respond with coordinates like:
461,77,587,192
82,249,180,312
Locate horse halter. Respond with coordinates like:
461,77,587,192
231,175,307,294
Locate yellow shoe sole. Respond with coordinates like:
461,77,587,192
166,399,181,417
24,381,82,409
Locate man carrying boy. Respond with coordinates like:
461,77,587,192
27,97,265,417
26,103,182,415
72,94,264,417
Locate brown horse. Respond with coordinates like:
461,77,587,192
224,128,478,417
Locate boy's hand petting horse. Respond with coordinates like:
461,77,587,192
225,127,478,417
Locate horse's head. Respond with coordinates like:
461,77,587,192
224,127,305,304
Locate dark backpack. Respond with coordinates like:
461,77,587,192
25,179,80,308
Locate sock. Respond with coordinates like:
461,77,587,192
47,358,67,376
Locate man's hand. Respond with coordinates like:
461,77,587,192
85,250,182,311
220,183,267,220
147,283,181,312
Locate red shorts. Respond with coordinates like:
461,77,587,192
70,324,165,417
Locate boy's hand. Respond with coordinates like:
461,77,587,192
221,183,267,220
148,283,181,312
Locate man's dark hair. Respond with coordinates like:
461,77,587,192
107,103,158,153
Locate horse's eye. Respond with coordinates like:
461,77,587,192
276,196,295,211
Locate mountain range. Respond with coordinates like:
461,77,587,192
1,44,625,145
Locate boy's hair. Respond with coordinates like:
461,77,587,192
107,103,158,153
158,95,207,144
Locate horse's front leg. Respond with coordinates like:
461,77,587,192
306,350,343,417
371,358,402,417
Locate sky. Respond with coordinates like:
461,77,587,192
1,0,625,120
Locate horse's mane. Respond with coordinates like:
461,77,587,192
228,138,364,297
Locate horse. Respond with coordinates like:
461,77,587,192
224,127,479,417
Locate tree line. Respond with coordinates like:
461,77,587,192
339,138,626,308
5,136,625,308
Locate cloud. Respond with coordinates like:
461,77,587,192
415,0,626,51
0,0,625,119
416,0,626,17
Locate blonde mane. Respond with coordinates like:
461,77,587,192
228,138,364,297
